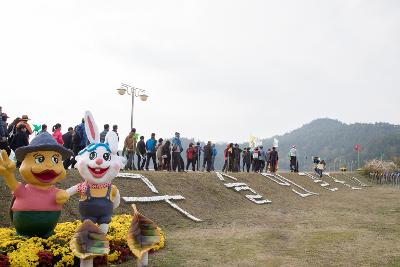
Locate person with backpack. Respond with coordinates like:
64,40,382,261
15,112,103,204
315,159,326,178
7,117,20,144
136,136,146,170
186,143,196,171
171,132,183,172
0,113,11,156
145,133,158,171
52,123,63,145
10,124,29,168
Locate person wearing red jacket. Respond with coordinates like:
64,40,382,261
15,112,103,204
52,123,64,146
186,143,196,171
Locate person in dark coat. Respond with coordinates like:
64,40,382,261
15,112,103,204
136,136,146,170
99,124,109,143
270,147,279,173
202,141,213,172
62,127,74,169
162,140,171,171
242,148,251,172
232,144,242,172
10,123,29,168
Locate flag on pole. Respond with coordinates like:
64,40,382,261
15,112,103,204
354,144,361,152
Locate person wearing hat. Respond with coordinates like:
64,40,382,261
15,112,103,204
16,115,33,135
0,132,73,238
0,113,11,156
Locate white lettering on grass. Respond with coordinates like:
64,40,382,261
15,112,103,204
261,173,318,198
118,172,202,222
216,172,271,204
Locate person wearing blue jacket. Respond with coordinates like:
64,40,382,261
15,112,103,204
145,133,158,170
211,144,217,171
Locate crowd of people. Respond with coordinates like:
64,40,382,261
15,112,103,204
0,106,326,174
221,144,282,173
0,108,220,172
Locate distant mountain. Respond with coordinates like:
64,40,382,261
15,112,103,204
181,118,400,171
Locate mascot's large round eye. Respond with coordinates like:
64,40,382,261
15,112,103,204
51,155,59,164
35,155,45,164
89,152,97,160
103,153,111,161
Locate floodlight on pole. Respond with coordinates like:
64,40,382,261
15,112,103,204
116,83,149,129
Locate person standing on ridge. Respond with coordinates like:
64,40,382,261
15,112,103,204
195,142,202,171
259,146,266,172
9,124,29,168
123,128,137,171
156,138,164,170
162,140,171,171
40,124,48,134
145,133,157,171
62,127,74,169
171,132,183,172
16,115,33,136
270,147,279,173
203,141,213,172
100,124,109,143
186,143,196,171
136,136,146,170
211,144,217,171
289,145,298,172
52,123,63,146
71,118,88,168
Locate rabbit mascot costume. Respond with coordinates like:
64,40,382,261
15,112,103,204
67,111,125,234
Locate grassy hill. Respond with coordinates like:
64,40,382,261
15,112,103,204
1,170,400,266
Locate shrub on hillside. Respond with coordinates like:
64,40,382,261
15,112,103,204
363,159,398,175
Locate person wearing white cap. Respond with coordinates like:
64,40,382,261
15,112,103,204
289,145,297,172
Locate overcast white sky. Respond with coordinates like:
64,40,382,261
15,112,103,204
1,0,399,143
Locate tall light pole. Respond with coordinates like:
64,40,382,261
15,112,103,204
116,83,149,130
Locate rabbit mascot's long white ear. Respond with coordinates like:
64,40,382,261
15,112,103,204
84,110,100,144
